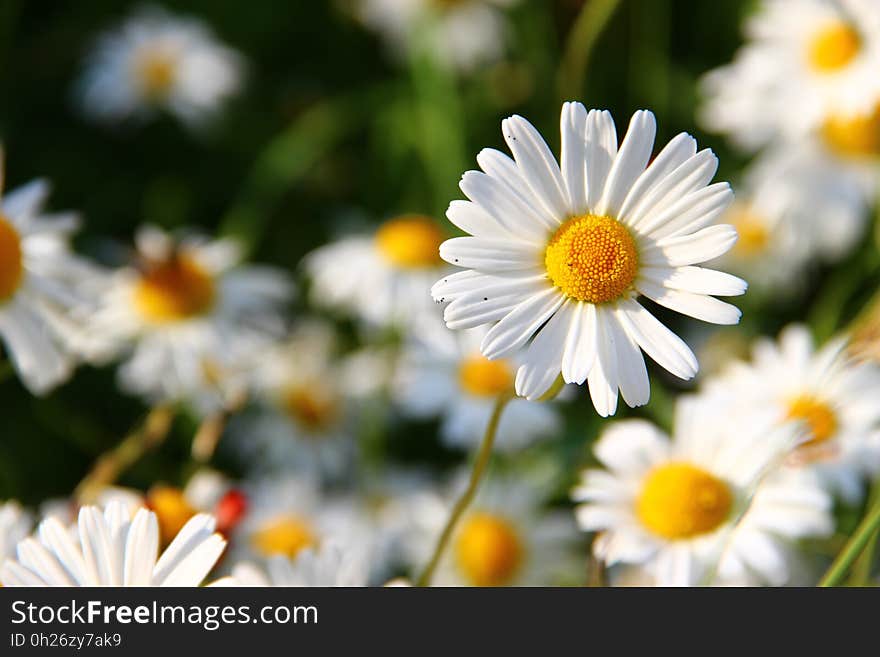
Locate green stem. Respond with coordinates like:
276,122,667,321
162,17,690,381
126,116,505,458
848,477,880,586
557,0,624,102
415,392,512,587
819,495,880,587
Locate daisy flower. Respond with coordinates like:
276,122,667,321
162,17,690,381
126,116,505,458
571,395,815,586
393,325,560,451
354,0,517,72
77,5,243,127
700,0,880,151
0,501,31,562
0,159,106,394
230,543,368,587
305,214,447,332
708,324,880,503
432,102,745,416
88,225,292,414
0,502,230,586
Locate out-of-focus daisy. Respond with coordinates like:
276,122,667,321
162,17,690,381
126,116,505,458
353,0,517,72
305,214,447,332
231,543,368,586
88,225,292,414
572,396,811,586
0,159,106,394
0,501,31,561
229,321,356,478
0,502,230,586
432,103,745,416
77,5,243,126
700,0,880,150
393,325,560,451
708,324,880,503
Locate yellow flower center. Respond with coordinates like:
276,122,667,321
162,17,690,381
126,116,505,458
786,395,838,447
0,214,24,303
250,515,317,559
455,512,523,587
458,355,514,397
729,206,770,257
133,254,217,323
544,214,638,303
147,485,197,546
808,21,861,72
134,48,178,100
636,462,733,540
375,215,444,269
822,104,880,159
282,385,340,433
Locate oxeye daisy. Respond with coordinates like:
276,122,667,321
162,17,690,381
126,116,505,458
393,325,560,451
0,501,31,562
0,502,230,586
77,5,243,127
708,324,880,503
700,0,880,151
88,225,292,414
230,543,369,587
0,159,105,394
432,102,745,416
305,214,447,332
571,395,812,586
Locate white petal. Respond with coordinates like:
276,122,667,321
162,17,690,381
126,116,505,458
608,313,650,408
638,280,742,325
587,308,620,417
615,298,698,379
440,236,539,272
460,171,549,243
475,149,559,232
560,101,589,214
618,132,697,221
641,266,747,297
515,300,572,399
585,110,618,208
481,287,566,359
596,110,656,217
123,510,158,586
636,183,733,240
561,301,597,384
446,200,510,239
502,115,569,219
642,224,738,267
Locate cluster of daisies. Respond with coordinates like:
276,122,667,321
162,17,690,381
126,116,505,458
2,1,880,588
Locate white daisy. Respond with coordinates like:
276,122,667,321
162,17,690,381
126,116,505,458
700,0,880,151
305,214,448,332
88,225,292,414
0,501,31,562
77,5,243,126
354,0,517,72
393,324,560,451
230,543,368,586
0,502,229,586
432,102,745,416
707,324,880,504
0,160,106,394
571,395,816,586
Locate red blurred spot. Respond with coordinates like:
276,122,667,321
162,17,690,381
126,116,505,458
214,489,248,535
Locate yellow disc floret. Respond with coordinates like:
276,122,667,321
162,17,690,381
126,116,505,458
544,214,638,303
0,214,24,303
375,215,444,269
728,206,770,257
787,395,838,447
147,485,197,546
458,355,514,397
636,462,733,540
808,22,861,72
134,254,216,323
822,104,880,159
282,384,340,433
251,516,317,559
134,48,178,100
455,512,523,587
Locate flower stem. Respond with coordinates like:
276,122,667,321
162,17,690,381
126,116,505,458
819,492,880,587
191,391,248,463
415,392,512,587
557,0,624,102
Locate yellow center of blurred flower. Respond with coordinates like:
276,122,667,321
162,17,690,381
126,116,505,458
375,215,444,269
251,516,317,558
636,462,733,540
134,254,217,323
786,395,838,447
808,22,861,72
821,104,880,159
458,355,514,397
0,214,24,303
282,385,340,432
455,512,523,587
147,486,197,546
544,214,638,303
729,207,770,257
135,48,178,99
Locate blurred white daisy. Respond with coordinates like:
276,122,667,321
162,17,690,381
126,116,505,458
89,225,292,414
354,0,517,72
393,325,560,451
0,160,106,394
231,543,368,586
305,214,447,332
708,324,880,503
77,5,243,126
0,502,230,586
0,501,31,561
229,321,356,479
571,396,813,586
432,103,745,416
700,0,880,150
